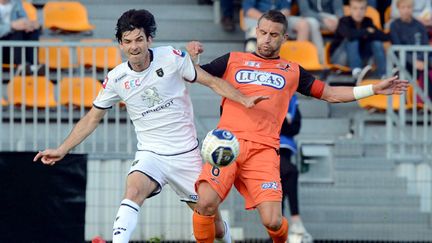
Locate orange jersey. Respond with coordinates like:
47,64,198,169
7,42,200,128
202,52,325,148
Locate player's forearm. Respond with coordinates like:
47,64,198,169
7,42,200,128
320,86,359,103
58,110,103,154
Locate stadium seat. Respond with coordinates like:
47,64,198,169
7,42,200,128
38,39,72,69
344,6,382,30
22,1,38,22
1,98,7,106
280,41,326,71
43,1,94,32
324,42,351,73
357,79,406,110
7,76,57,108
59,77,102,108
76,39,122,69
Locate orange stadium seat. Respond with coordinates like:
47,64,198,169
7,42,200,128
22,1,38,21
280,41,326,71
324,42,351,73
357,79,407,110
77,39,122,69
59,77,102,108
1,98,7,106
344,6,382,30
43,1,94,32
7,76,57,108
38,39,72,69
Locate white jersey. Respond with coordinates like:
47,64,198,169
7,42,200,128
93,46,198,155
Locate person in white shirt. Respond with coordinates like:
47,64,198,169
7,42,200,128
33,9,266,243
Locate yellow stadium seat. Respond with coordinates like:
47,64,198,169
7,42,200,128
324,42,351,73
344,6,382,30
77,39,122,69
7,76,57,108
38,39,72,69
59,77,102,108
43,1,94,32
357,79,406,110
22,1,38,22
280,41,326,71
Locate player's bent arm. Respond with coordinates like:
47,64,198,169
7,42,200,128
57,106,107,154
194,65,267,108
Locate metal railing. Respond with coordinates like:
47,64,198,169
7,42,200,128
0,40,136,157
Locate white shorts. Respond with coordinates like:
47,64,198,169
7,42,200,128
129,148,203,203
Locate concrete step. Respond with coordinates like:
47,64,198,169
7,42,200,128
300,118,350,136
300,188,420,207
302,206,429,224
334,171,406,189
306,222,432,241
333,157,395,170
298,99,330,118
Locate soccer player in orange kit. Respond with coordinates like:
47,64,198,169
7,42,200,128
187,10,409,243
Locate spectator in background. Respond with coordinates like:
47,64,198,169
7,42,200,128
390,0,432,102
243,0,325,63
221,0,236,32
0,0,41,74
329,0,388,80
298,0,344,33
279,95,313,243
389,0,432,28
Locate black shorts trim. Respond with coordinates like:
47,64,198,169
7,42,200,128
128,170,162,199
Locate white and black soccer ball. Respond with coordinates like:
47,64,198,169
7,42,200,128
201,129,239,167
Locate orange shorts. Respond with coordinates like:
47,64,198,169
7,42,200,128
196,139,282,210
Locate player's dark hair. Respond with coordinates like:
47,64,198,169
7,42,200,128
115,9,157,42
258,10,288,34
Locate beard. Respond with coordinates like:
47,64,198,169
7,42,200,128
257,44,277,58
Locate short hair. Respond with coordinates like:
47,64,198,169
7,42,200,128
396,0,413,7
257,10,288,34
115,9,157,42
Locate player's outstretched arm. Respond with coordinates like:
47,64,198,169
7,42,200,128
194,65,269,108
33,107,107,165
320,76,409,103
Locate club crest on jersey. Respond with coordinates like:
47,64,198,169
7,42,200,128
141,87,162,108
172,49,186,57
156,68,164,77
235,70,285,89
244,61,261,68
277,62,291,71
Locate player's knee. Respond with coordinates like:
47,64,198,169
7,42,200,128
196,198,218,216
124,187,145,204
261,215,282,231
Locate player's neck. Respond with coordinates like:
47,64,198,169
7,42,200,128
129,50,151,72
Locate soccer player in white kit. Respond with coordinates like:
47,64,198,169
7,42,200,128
33,9,267,243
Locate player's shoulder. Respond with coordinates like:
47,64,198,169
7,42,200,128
106,62,129,81
153,46,188,60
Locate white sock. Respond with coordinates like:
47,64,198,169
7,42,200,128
215,220,231,243
112,199,140,243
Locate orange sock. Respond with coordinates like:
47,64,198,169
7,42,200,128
193,211,215,243
266,217,288,243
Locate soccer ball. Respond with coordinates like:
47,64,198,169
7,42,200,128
201,129,239,167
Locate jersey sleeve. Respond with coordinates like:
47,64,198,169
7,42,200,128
93,75,121,109
201,53,230,78
296,65,325,98
171,47,196,82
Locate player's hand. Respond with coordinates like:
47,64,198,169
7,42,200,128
186,41,203,63
373,76,409,95
241,95,270,108
33,148,67,165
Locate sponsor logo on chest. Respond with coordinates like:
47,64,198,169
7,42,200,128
235,70,285,89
